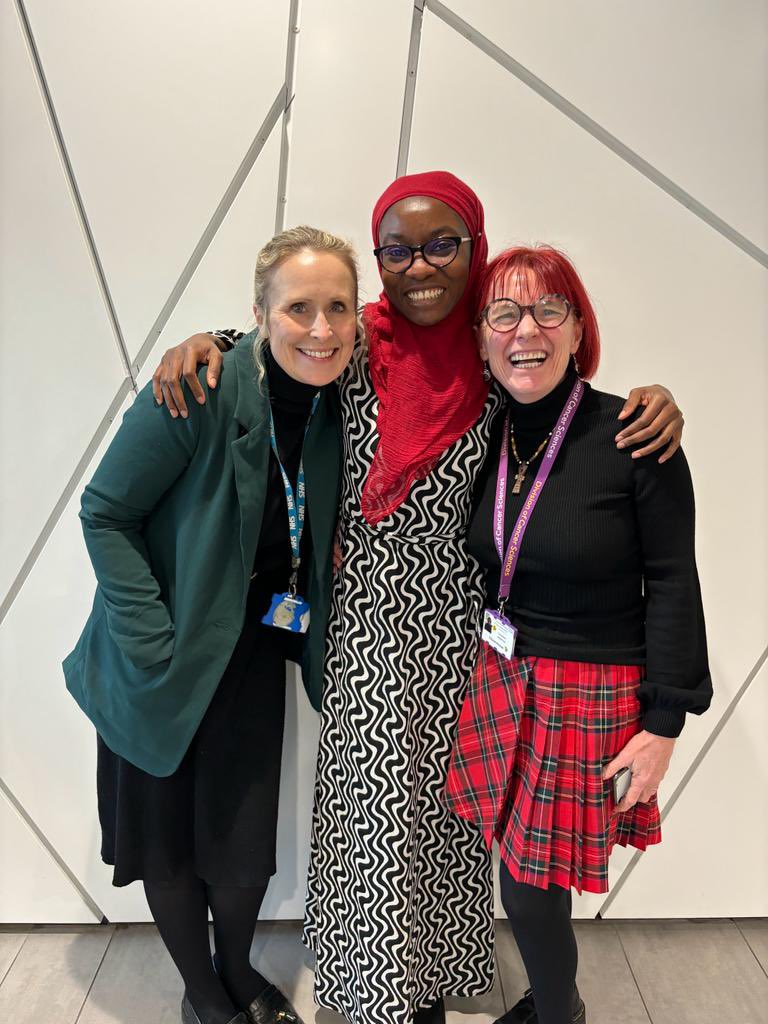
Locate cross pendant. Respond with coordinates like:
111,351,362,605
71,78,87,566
512,463,528,495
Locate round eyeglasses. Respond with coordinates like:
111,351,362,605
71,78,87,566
479,294,573,332
373,235,472,274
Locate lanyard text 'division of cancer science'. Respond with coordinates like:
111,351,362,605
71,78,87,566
481,378,584,659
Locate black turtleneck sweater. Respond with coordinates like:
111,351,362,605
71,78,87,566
467,368,712,738
252,350,318,603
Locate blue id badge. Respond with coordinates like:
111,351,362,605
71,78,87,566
262,593,310,634
481,609,518,659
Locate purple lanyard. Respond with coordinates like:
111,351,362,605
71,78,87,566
494,378,585,608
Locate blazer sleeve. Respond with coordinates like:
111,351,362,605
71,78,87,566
79,379,203,669
632,447,712,737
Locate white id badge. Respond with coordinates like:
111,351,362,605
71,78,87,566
481,609,518,660
262,593,310,634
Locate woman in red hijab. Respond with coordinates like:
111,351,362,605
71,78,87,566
152,171,684,1024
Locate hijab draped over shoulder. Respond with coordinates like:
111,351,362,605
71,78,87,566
360,170,490,525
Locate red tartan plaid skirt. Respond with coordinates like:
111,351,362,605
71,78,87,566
444,644,661,894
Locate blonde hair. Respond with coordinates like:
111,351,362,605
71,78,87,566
251,225,365,382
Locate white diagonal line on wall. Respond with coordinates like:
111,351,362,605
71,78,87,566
1,55,288,629
598,641,768,916
13,0,136,388
0,379,134,626
0,776,105,922
131,87,287,375
275,0,302,234
425,0,768,270
397,1,425,176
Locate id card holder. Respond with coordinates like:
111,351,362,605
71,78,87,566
262,592,310,634
481,609,518,660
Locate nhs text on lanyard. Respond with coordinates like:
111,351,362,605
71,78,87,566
261,393,319,635
481,379,584,659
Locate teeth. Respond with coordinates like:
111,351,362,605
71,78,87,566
509,351,546,366
298,348,336,360
405,288,445,303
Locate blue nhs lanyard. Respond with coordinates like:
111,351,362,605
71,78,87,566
268,392,320,595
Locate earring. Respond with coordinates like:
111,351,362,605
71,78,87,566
573,356,581,376
482,362,491,382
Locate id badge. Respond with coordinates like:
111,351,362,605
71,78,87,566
262,593,310,634
481,609,518,660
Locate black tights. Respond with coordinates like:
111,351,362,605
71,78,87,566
499,860,578,1024
144,876,269,1024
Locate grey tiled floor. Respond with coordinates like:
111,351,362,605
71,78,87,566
1,919,766,1024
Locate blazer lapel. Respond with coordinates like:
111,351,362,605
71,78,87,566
231,339,270,588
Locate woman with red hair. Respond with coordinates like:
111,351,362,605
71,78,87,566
446,246,711,1024
150,178,685,1024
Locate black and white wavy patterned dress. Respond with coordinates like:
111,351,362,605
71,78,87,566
303,358,501,1024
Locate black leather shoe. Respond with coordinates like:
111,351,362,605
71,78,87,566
180,992,249,1024
212,953,304,1024
493,989,536,1023
494,987,586,1023
245,984,305,1024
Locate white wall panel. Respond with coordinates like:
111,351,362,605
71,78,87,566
0,786,99,925
285,0,415,303
135,122,283,386
0,2,127,604
439,0,768,253
0,790,98,924
411,13,767,801
2,0,765,925
261,671,321,919
604,660,768,918
0,395,154,923
24,0,290,361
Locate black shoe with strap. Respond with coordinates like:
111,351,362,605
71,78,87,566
244,984,304,1024
493,986,586,1024
211,953,305,1024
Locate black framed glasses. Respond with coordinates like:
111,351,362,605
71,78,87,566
479,294,573,332
373,235,472,274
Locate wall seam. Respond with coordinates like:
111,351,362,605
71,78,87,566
0,379,134,625
598,641,768,916
131,87,287,375
13,0,137,387
0,778,105,923
396,1,425,177
274,0,302,234
424,0,768,269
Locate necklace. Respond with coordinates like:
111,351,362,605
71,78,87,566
509,424,552,494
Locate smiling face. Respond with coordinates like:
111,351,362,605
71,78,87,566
377,196,472,326
479,268,582,403
255,250,358,387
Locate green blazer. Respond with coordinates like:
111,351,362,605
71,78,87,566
64,336,341,777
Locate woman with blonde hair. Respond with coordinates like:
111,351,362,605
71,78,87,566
65,227,361,1024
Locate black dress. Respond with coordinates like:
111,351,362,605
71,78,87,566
97,350,318,887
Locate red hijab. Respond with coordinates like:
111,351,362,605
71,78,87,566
360,171,490,525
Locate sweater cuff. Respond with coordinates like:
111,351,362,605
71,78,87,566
209,329,239,352
642,706,686,738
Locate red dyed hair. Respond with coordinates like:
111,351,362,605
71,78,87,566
479,246,601,379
